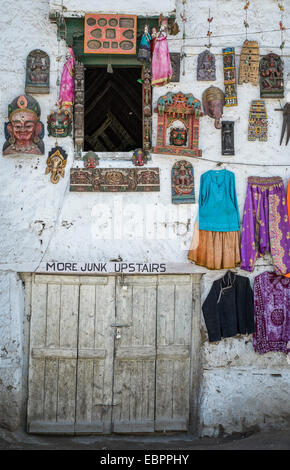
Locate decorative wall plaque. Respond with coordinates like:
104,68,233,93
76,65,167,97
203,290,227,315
239,40,260,86
259,53,284,99
222,47,237,106
25,50,50,94
170,53,181,82
202,86,225,129
45,146,68,184
171,160,195,204
132,148,149,166
83,151,99,168
197,50,216,81
70,168,160,192
222,121,235,155
84,14,137,54
3,94,45,157
248,100,268,142
154,91,202,157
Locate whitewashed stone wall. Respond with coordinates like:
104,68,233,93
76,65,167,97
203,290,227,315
0,0,290,435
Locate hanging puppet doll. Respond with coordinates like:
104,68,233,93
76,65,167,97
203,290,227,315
137,24,151,63
152,18,172,87
58,47,75,109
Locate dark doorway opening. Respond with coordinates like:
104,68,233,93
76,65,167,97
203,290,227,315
84,67,143,152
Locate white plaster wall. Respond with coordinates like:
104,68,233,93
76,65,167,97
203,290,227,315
50,0,176,16
0,0,290,434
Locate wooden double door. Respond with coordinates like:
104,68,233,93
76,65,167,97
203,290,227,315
27,274,200,434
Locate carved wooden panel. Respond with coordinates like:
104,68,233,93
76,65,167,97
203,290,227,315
84,14,137,54
70,168,160,192
170,53,180,82
74,60,85,154
142,64,152,151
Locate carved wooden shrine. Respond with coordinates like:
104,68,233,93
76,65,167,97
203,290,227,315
153,92,202,157
84,14,137,54
70,168,160,192
25,50,50,94
239,40,260,86
248,100,268,142
74,60,85,154
197,50,216,81
171,160,194,204
222,121,235,155
222,47,237,106
259,53,284,99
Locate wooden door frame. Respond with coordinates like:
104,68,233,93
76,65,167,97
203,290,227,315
21,272,202,435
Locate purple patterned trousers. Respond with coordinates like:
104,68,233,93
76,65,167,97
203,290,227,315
241,176,290,275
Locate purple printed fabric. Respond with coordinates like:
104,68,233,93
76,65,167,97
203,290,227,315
253,271,290,354
241,176,290,275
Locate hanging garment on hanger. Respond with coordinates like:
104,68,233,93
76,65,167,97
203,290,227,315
253,271,290,355
202,271,255,342
240,176,290,276
188,169,241,269
151,23,172,87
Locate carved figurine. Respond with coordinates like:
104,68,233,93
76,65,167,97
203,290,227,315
45,146,68,184
154,91,202,157
3,94,44,157
83,151,99,168
239,40,260,86
248,100,268,142
170,128,187,146
259,53,284,99
222,121,235,155
25,50,50,94
171,160,194,204
202,86,225,129
47,107,72,138
132,148,148,166
223,48,237,106
197,50,216,81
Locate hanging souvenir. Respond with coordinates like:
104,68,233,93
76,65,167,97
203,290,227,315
137,24,151,63
45,146,68,184
25,50,50,94
170,53,181,82
58,47,75,109
150,26,158,55
3,94,45,157
47,107,72,138
132,148,149,166
202,86,225,129
248,100,268,141
279,103,290,145
259,53,284,99
171,160,195,204
83,151,99,168
197,50,216,81
222,47,237,106
84,14,137,55
154,91,202,157
152,18,172,87
239,40,260,86
222,121,235,155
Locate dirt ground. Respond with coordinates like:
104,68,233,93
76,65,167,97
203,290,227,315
0,428,290,450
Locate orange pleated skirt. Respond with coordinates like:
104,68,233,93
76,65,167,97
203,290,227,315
188,222,241,270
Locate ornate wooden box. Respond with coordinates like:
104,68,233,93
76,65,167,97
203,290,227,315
84,14,137,54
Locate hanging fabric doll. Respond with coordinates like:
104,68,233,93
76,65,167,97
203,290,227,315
152,18,172,87
137,24,151,63
58,47,75,109
150,26,158,56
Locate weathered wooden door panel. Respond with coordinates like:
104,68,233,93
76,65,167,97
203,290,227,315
112,276,157,433
27,274,199,435
155,275,193,432
27,276,79,433
75,277,115,434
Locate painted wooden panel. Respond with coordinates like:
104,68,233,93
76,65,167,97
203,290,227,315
112,276,157,433
155,275,193,431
